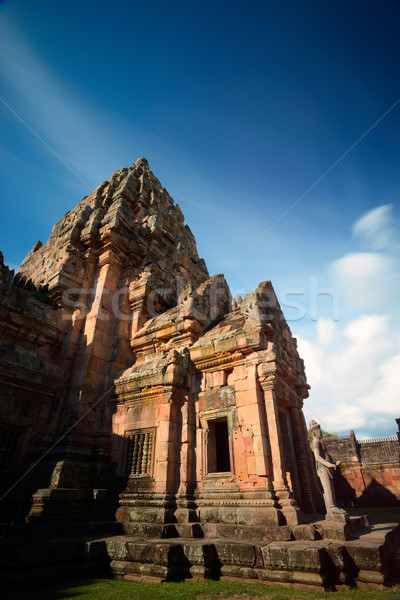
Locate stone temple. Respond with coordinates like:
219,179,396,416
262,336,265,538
0,158,399,588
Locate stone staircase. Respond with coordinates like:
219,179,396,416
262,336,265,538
89,517,400,589
0,518,399,590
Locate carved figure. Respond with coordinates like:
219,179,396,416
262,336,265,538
309,419,348,521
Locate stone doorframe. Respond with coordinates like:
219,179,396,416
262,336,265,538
199,408,236,480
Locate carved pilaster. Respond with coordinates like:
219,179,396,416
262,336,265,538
289,406,322,513
257,369,304,525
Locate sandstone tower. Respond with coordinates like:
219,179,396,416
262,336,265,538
1,157,319,525
19,160,400,588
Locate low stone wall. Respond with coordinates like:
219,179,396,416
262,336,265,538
320,426,400,506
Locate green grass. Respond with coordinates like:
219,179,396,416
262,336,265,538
2,579,400,600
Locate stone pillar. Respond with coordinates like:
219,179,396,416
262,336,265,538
282,411,302,502
128,278,153,336
175,391,197,523
263,388,288,492
178,397,190,496
236,362,271,479
153,389,175,498
258,375,303,525
28,248,126,522
289,406,320,513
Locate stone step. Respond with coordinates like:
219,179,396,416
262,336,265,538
202,523,294,541
349,515,370,533
97,522,400,588
200,522,365,542
119,522,312,542
314,515,370,541
119,516,370,543
0,520,123,539
121,522,204,538
1,522,398,589
0,516,369,543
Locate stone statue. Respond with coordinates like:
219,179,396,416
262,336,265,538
309,419,348,522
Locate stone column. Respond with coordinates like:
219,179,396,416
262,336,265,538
178,397,189,496
175,390,197,523
282,411,302,501
236,361,271,479
288,406,320,513
153,389,175,499
263,388,288,492
29,248,126,522
258,373,303,525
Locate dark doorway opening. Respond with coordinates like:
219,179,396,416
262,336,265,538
208,418,231,473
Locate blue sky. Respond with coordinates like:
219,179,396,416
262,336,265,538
1,0,399,437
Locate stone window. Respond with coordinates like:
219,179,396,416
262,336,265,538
207,418,231,473
0,425,22,471
125,430,154,476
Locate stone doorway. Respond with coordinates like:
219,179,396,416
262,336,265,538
207,418,231,473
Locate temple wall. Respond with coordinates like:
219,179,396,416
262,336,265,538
321,429,400,505
0,279,65,516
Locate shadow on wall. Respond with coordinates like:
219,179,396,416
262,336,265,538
333,468,357,507
334,468,400,508
358,478,400,507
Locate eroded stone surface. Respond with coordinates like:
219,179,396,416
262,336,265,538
1,158,398,589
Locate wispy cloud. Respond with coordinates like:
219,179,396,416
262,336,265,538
331,251,396,311
353,204,399,252
297,204,400,437
317,318,338,346
298,313,399,435
330,204,399,313
0,21,123,186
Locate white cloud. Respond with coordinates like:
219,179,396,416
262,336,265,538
298,203,400,437
352,204,397,252
361,352,400,416
336,315,391,397
343,313,388,343
331,252,397,311
297,313,399,437
317,318,337,346
297,315,400,436
330,204,399,315
295,336,324,388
